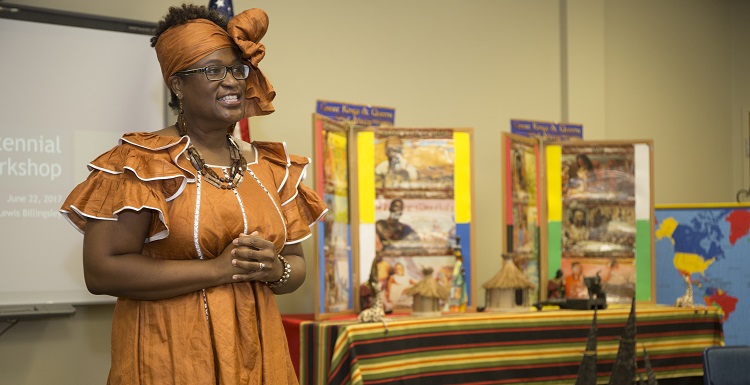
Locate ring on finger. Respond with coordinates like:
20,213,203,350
258,262,265,271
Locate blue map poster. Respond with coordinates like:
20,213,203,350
654,204,750,345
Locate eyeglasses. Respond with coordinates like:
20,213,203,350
175,64,250,81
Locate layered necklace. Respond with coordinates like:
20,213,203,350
177,123,247,190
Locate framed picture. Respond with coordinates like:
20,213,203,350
313,114,356,319
545,140,654,303
501,133,543,302
354,127,475,312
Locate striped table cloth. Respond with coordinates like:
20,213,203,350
298,305,723,385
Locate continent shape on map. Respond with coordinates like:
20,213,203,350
656,214,740,321
704,287,738,322
656,217,717,276
725,209,750,246
673,253,714,276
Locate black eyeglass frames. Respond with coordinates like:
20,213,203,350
175,64,250,81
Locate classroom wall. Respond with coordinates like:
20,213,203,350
730,0,750,194
0,1,746,384
603,1,734,204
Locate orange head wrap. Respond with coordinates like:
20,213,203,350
154,8,275,117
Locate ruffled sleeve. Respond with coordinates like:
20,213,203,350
60,132,194,242
254,142,328,244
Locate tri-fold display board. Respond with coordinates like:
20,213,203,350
545,140,655,303
313,114,475,319
313,123,654,319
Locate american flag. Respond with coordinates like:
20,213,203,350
208,0,234,20
209,0,252,142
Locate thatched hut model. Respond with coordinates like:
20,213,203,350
405,267,450,316
483,254,536,311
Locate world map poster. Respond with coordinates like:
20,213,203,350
654,204,750,345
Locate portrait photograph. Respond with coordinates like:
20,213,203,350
374,197,455,257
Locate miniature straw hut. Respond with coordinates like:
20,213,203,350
404,267,450,316
483,253,536,311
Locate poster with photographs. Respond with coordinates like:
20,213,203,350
357,127,475,312
313,114,355,319
502,133,542,302
560,145,636,303
547,141,653,304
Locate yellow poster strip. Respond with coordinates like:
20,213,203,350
358,131,375,223
546,145,562,222
454,132,471,223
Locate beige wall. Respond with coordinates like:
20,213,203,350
1,1,747,384
730,0,750,193
603,1,734,204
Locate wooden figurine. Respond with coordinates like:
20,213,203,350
448,236,468,312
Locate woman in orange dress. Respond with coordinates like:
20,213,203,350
60,5,326,384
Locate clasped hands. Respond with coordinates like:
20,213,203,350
226,231,283,283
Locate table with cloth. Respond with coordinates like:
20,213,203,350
286,305,723,385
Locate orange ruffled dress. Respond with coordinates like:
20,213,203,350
60,132,326,385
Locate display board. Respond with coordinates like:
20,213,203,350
0,6,166,306
545,140,654,303
655,203,750,346
312,114,356,319
501,133,543,301
355,127,475,312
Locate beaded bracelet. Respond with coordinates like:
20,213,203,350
264,254,291,289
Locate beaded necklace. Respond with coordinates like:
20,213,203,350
177,123,247,190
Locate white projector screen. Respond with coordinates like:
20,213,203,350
0,9,166,306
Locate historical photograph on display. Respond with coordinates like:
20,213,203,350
510,141,537,202
561,145,635,201
374,129,454,196
562,202,636,258
323,128,349,195
375,197,455,256
323,235,351,313
560,257,636,303
373,255,455,311
322,192,351,313
512,204,537,254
